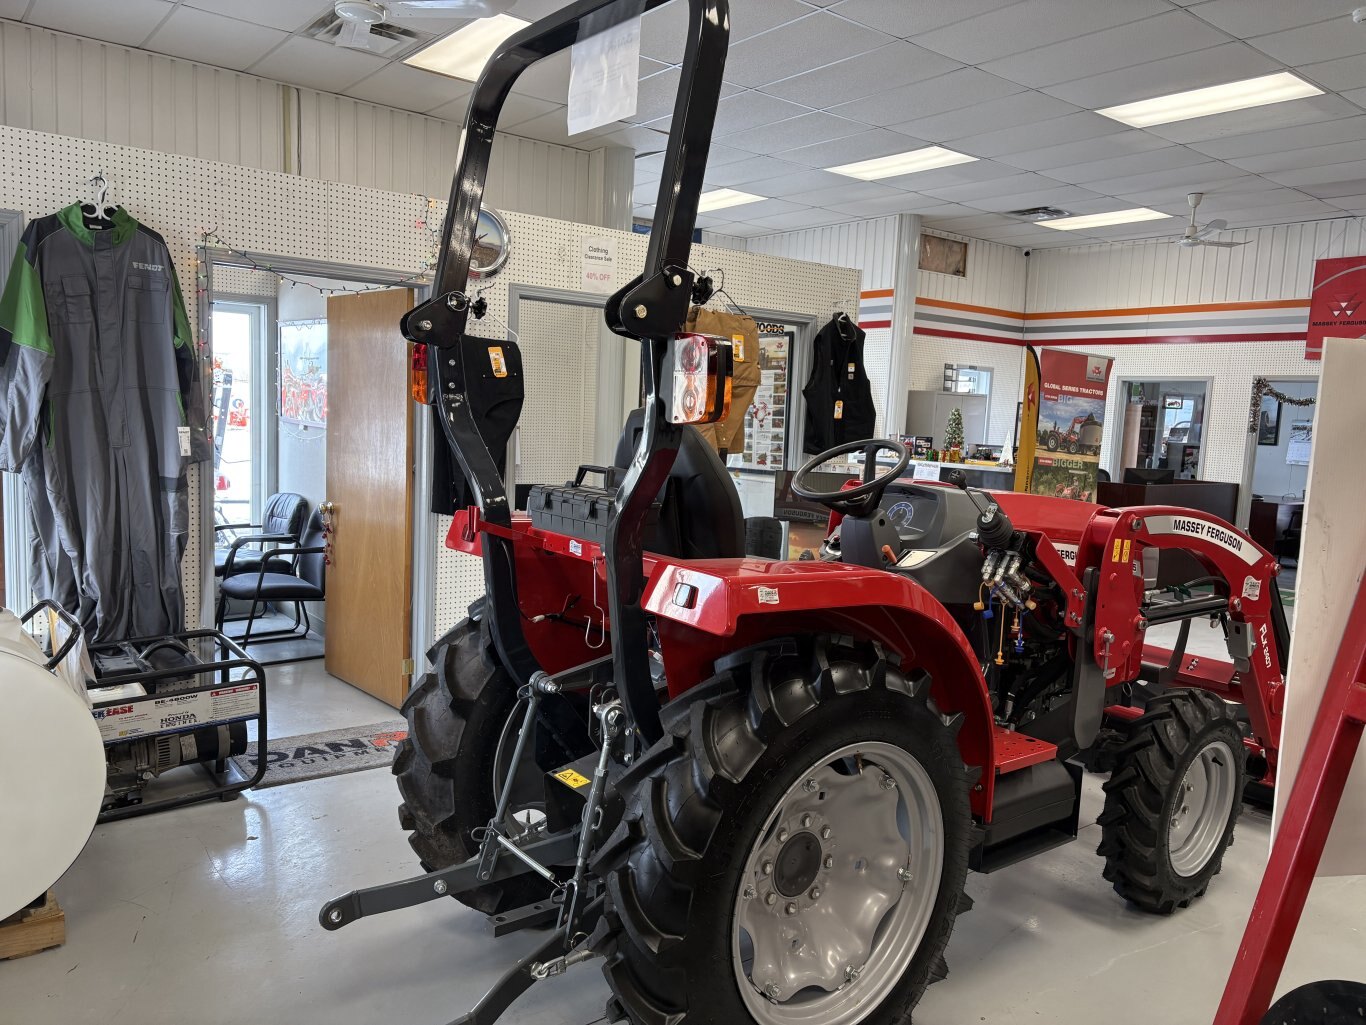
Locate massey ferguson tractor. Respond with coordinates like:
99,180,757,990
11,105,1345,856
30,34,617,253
318,2,1291,1022
1043,413,1104,455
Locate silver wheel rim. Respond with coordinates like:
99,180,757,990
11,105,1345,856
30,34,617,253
1167,739,1238,877
731,741,944,1025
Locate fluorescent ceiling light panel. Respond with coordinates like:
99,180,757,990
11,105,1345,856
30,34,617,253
828,146,976,181
1038,208,1171,231
405,14,530,82
697,189,764,212
1096,72,1323,128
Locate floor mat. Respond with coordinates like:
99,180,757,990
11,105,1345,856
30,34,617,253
230,721,407,788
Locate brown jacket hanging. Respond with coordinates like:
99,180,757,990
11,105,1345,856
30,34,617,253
686,306,761,456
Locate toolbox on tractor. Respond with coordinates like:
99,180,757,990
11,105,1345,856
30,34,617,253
317,2,1292,1024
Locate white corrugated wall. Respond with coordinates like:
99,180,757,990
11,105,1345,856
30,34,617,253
747,216,898,289
917,229,1028,310
1027,217,1366,310
0,18,606,217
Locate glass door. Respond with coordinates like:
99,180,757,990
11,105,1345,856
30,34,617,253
210,301,267,526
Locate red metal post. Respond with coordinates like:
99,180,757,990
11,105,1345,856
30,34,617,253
1213,576,1366,1025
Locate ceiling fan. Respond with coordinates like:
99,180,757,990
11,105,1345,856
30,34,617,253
1172,192,1250,248
333,0,512,51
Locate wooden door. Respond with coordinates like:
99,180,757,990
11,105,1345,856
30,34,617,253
324,289,414,708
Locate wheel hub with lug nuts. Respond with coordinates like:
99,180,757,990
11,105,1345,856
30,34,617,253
733,742,944,1025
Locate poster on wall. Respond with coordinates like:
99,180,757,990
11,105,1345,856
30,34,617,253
279,319,327,428
1028,348,1113,502
734,330,792,470
1286,419,1313,465
1305,255,1366,360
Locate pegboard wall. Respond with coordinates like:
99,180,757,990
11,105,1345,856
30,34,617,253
432,210,862,634
212,265,279,298
0,123,476,627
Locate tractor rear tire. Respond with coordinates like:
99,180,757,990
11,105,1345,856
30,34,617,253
593,637,973,1025
393,616,554,916
1097,688,1245,914
1045,432,1060,451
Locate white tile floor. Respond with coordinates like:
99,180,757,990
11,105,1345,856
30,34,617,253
4,617,1360,1025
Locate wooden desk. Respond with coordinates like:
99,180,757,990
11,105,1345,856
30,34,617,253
1249,498,1303,558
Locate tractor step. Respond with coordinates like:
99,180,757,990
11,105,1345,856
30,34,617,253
971,759,1083,873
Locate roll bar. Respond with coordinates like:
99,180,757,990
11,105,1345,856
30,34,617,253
402,0,731,744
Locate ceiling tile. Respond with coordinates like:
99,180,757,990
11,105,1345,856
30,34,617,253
777,180,907,207
887,90,1080,144
968,185,1114,214
702,154,809,187
249,36,386,93
723,13,894,89
26,0,173,48
1190,0,1351,38
715,197,806,220
1145,94,1362,144
639,0,811,62
625,69,742,124
876,158,1024,192
1045,146,1211,186
143,6,288,71
775,128,931,169
704,221,779,238
0,0,28,16
430,92,549,126
1262,160,1366,189
1326,194,1366,212
1298,53,1366,93
1343,87,1366,109
951,111,1127,160
1041,42,1280,109
1187,115,1366,159
828,0,1021,38
346,62,471,114
828,67,1022,127
980,11,1229,90
995,129,1171,172
183,0,324,33
1300,178,1366,200
743,208,860,230
740,168,859,197
511,50,570,103
1229,139,1366,175
648,92,811,136
1094,161,1243,196
595,124,676,152
919,172,1055,202
1246,20,1366,67
719,112,868,155
822,193,950,217
758,41,963,108
509,108,621,146
909,0,1169,65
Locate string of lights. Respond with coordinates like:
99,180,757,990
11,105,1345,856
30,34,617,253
196,228,436,296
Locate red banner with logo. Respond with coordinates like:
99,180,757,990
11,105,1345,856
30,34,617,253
1306,255,1366,361
1029,348,1113,502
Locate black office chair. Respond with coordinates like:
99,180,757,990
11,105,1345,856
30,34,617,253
214,492,309,578
1274,507,1303,567
216,510,327,652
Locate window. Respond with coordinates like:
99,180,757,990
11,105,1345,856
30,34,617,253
210,302,267,524
943,363,992,395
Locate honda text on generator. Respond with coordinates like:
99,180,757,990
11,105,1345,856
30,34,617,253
318,2,1291,1023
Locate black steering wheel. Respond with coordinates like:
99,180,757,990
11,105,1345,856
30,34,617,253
791,439,911,517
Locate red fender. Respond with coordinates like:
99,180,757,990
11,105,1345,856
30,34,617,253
645,558,997,818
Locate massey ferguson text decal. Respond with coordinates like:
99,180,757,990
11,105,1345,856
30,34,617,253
1145,515,1258,566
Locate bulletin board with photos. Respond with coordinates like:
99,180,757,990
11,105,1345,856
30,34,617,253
732,325,795,471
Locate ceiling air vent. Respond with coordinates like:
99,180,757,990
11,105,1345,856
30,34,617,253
303,12,431,56
1007,206,1072,222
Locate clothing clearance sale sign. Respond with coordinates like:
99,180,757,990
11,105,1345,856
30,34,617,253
1306,256,1366,361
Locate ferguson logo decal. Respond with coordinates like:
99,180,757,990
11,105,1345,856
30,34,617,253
1144,515,1258,566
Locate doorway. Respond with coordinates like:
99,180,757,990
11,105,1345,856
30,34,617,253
1246,378,1318,596
1113,379,1211,481
209,300,270,528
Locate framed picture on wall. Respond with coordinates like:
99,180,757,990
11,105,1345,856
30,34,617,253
1257,394,1280,446
279,319,328,429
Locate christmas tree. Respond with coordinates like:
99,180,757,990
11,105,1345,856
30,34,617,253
944,407,964,455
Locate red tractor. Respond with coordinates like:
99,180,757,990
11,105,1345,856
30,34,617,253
319,2,1289,1023
1043,413,1104,455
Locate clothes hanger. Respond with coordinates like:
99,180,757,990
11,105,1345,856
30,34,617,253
80,172,115,226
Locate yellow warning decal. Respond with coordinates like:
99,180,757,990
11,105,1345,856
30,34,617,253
1121,539,1131,562
554,768,591,789
1111,539,1123,562
732,333,746,363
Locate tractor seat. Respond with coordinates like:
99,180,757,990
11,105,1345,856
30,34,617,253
614,408,744,560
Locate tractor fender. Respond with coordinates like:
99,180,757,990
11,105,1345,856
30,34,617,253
645,558,997,817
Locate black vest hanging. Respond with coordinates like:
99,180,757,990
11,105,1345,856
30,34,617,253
803,314,876,454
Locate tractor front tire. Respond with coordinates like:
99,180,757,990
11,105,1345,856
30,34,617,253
594,637,973,1025
393,617,552,916
1097,688,1245,914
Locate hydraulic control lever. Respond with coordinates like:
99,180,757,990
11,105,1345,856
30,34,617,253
944,469,1016,549
945,470,1034,610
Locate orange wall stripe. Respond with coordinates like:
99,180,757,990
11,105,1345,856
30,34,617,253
915,296,1024,320
860,288,895,299
1022,298,1311,321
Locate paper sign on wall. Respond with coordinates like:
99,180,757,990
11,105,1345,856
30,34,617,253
568,17,640,136
1305,255,1366,360
581,237,617,293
